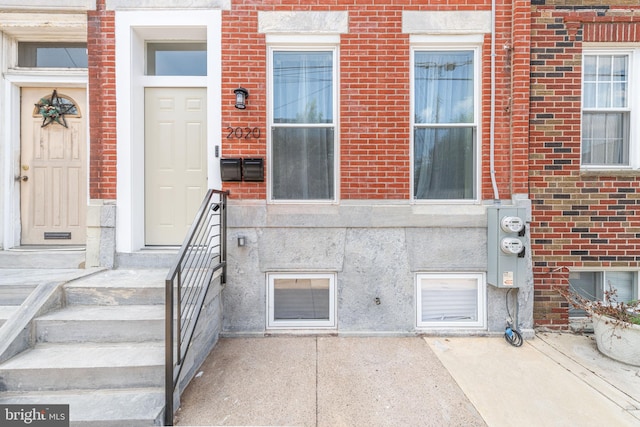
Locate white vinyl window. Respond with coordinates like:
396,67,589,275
411,43,480,201
416,273,486,328
267,272,336,329
581,49,640,169
268,45,338,202
569,270,639,317
582,52,630,167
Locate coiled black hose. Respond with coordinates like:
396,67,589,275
505,288,523,347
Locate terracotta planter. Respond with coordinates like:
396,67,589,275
591,312,640,366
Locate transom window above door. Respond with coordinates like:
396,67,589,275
145,42,207,76
18,42,87,68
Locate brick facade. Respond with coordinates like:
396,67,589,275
529,2,640,328
88,0,116,200
221,0,528,200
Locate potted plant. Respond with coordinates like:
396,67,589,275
557,286,640,366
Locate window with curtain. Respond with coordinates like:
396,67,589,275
413,50,477,200
582,53,630,167
568,271,638,317
270,50,335,201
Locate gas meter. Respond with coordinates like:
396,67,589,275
487,207,527,288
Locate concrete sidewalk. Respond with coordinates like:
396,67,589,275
175,334,640,427
426,333,640,427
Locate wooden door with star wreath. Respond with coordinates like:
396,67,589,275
20,87,87,245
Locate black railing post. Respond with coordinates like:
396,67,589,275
164,276,174,426
221,191,228,285
165,189,230,426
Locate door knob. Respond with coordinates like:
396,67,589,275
16,175,28,182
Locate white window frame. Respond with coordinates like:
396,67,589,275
266,35,340,204
568,269,639,317
115,9,222,252
416,272,486,329
267,272,337,329
581,47,640,171
410,35,482,204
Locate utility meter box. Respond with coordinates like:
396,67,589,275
487,206,527,288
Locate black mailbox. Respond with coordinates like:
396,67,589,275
243,158,264,182
220,158,242,181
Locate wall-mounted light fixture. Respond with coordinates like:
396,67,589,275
237,236,246,247
234,87,248,109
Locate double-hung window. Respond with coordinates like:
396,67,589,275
268,47,337,201
412,45,479,201
582,51,632,168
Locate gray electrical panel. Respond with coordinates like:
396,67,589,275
487,206,527,288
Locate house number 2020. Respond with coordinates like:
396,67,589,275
226,126,261,139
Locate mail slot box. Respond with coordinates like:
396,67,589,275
220,158,242,181
243,158,264,182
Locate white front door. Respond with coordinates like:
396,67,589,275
144,87,208,246
20,87,87,245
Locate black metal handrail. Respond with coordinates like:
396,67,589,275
165,189,229,426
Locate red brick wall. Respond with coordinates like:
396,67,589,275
88,0,116,200
222,0,524,200
529,3,640,328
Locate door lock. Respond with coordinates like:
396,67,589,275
16,175,28,182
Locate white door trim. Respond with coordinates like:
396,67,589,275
115,9,222,253
1,73,88,249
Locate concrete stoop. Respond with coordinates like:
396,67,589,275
0,269,169,426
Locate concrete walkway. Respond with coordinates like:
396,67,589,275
175,334,640,427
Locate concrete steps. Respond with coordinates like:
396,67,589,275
0,268,169,426
0,282,38,327
35,305,165,343
0,305,19,327
0,388,165,427
0,283,38,304
1,342,164,391
0,249,85,269
64,269,166,305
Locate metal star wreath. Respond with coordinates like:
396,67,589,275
35,90,75,128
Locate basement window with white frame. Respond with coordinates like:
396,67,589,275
568,270,639,317
267,272,336,329
416,273,486,328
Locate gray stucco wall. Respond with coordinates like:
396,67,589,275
223,199,534,337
